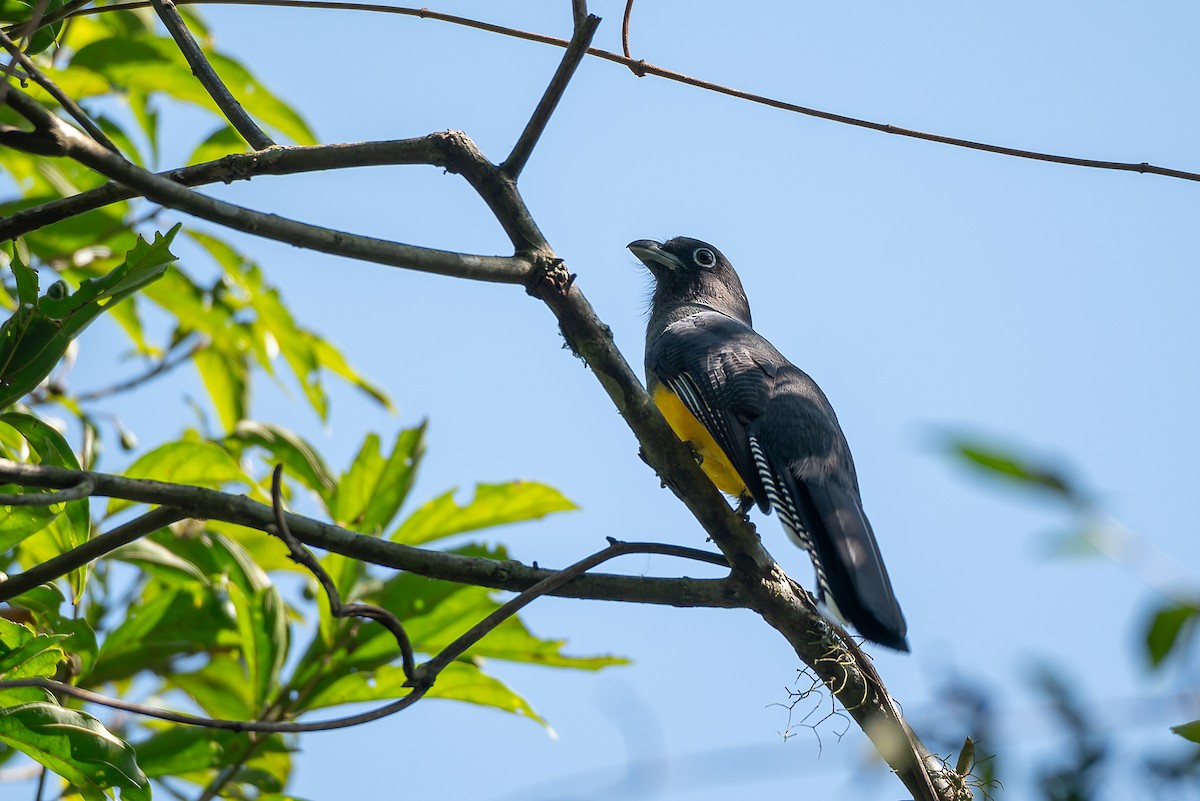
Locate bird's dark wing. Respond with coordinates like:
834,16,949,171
747,367,909,651
647,312,775,510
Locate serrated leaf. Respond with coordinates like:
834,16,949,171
0,229,175,408
330,426,432,533
0,702,150,801
1146,602,1199,669
392,481,577,546
107,438,255,515
226,420,336,505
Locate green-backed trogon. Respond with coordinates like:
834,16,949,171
630,236,909,652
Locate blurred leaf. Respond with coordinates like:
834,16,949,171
251,286,326,418
312,337,392,411
91,585,238,685
194,345,248,433
188,124,249,165
1146,602,1199,669
0,702,150,801
168,655,254,720
331,425,426,533
111,538,210,585
71,36,316,145
1172,720,1200,743
107,438,256,515
1,412,90,598
0,0,67,55
392,480,577,546
227,583,288,709
947,437,1081,502
226,421,336,505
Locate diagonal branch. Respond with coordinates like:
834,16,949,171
149,0,275,149
501,13,599,179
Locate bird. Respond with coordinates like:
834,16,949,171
629,236,909,651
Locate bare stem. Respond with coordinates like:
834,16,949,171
148,0,275,149
501,13,599,179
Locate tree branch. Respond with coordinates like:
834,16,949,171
0,505,187,600
148,0,275,149
501,13,599,179
0,458,743,609
1,88,530,283
0,136,469,241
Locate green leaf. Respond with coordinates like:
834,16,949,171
1,413,90,598
331,425,426,532
392,480,577,546
168,654,254,720
0,619,64,704
0,702,150,801
107,438,255,515
194,345,249,432
1146,602,1199,669
226,420,336,505
71,36,316,145
135,726,235,777
1172,719,1200,743
0,229,176,408
313,337,393,411
227,584,288,709
947,437,1081,502
188,124,249,165
306,662,547,726
0,0,67,55
251,287,326,418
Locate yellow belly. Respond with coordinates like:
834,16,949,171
653,385,748,497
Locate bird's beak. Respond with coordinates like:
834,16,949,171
628,239,684,272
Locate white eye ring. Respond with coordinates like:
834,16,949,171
693,248,716,267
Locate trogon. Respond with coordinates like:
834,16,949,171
630,236,909,651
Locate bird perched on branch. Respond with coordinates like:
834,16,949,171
630,236,909,651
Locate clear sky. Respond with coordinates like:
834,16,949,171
14,1,1200,798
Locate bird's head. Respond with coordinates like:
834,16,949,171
628,237,751,323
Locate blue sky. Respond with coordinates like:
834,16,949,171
11,1,1200,798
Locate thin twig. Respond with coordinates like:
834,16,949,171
39,0,1197,184
412,537,667,685
0,475,94,505
501,13,598,179
72,338,207,402
0,28,119,152
0,505,186,602
148,0,275,149
621,0,634,60
268,464,417,680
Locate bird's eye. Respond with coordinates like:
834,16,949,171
693,248,716,267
